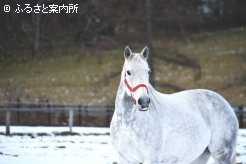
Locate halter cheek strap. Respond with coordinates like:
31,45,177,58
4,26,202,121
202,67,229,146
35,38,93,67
124,75,149,105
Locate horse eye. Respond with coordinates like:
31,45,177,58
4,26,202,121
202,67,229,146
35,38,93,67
127,71,131,75
148,70,151,74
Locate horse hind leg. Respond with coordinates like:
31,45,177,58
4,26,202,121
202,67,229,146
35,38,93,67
208,122,237,164
206,92,238,164
208,139,237,164
190,148,211,164
209,148,236,164
210,151,235,164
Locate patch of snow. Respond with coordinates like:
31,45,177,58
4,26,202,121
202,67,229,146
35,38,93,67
0,126,245,164
0,126,117,164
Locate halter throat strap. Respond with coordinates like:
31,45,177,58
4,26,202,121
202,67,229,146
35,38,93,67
124,76,149,105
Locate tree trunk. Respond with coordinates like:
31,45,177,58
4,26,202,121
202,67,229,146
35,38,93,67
33,0,42,55
146,0,155,86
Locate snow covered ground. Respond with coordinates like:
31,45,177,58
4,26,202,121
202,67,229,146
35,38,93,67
0,126,245,164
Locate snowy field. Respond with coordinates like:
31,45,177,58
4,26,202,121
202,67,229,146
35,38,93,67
0,126,245,164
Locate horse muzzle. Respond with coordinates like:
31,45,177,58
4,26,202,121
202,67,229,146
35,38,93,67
138,96,150,111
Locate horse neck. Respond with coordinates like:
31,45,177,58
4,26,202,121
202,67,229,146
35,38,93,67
148,84,170,110
115,81,125,104
115,80,136,116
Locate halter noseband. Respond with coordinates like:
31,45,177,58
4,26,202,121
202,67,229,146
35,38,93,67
124,74,149,105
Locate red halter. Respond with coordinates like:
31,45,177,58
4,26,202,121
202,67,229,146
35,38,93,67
124,75,149,105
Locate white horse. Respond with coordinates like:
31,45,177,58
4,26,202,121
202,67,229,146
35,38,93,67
110,46,239,164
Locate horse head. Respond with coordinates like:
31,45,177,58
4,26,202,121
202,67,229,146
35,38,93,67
122,46,151,111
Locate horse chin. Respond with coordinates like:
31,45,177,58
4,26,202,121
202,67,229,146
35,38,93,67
138,107,149,111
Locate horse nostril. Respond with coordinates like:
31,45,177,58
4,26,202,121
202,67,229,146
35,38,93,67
138,97,150,107
138,98,142,106
147,97,150,104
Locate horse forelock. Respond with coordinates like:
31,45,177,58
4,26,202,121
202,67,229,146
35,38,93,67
124,54,149,72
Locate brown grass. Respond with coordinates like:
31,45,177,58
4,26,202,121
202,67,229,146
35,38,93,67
0,28,245,106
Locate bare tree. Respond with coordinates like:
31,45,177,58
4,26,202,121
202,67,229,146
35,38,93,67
146,0,155,86
33,0,43,55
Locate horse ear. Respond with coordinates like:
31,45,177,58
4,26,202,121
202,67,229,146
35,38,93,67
141,46,149,60
124,46,132,59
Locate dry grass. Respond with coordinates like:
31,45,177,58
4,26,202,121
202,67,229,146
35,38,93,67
154,28,246,105
0,28,245,106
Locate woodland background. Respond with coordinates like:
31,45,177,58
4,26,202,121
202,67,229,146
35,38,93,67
0,0,246,106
